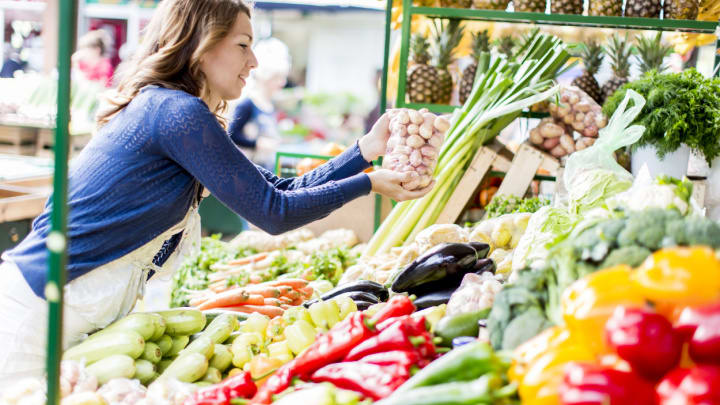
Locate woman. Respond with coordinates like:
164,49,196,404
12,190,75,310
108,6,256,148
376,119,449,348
72,30,114,87
0,0,432,384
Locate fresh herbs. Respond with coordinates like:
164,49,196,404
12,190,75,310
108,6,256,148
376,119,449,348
603,69,720,165
484,195,551,219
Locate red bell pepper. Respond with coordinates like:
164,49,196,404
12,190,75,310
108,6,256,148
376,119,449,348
368,295,416,326
674,303,720,339
345,316,435,361
376,315,427,334
674,303,720,365
657,365,720,405
251,311,375,404
310,361,409,400
559,362,655,405
605,306,682,379
358,349,421,370
184,372,257,405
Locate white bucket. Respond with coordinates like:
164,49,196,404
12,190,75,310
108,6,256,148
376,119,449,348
631,144,691,179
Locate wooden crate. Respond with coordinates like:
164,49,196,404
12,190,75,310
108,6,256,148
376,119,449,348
36,129,91,158
0,125,38,156
0,185,47,223
495,143,560,198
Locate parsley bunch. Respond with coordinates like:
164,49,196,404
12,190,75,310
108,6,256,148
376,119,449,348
603,69,720,166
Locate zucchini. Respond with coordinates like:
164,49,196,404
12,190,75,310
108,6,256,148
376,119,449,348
203,309,248,325
85,354,136,384
156,335,173,356
180,336,214,359
209,344,232,372
166,335,190,357
64,330,145,364
202,367,222,384
134,359,157,385
141,342,162,364
89,313,157,341
157,359,174,374
149,313,167,341
160,352,208,383
200,313,238,344
156,308,206,336
435,308,491,346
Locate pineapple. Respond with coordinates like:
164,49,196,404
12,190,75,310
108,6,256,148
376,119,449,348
551,0,583,14
664,0,699,20
514,0,547,12
430,19,464,104
406,33,439,104
601,34,632,103
625,0,661,17
589,0,621,16
473,0,510,10
571,41,604,104
459,30,490,104
439,0,472,8
495,35,516,60
636,32,673,74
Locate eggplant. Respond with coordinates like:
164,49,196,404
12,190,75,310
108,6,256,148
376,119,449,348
468,242,491,259
354,300,375,311
391,243,480,294
319,280,388,301
335,291,381,304
413,287,456,309
473,258,495,274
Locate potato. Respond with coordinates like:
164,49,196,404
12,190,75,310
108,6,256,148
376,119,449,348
419,123,433,139
559,134,575,154
539,121,564,138
397,110,410,124
575,102,592,113
410,150,423,167
550,145,567,158
420,145,438,158
575,137,588,151
543,137,560,150
407,124,419,135
406,134,425,148
433,116,450,132
422,112,436,124
428,134,443,148
409,109,423,125
529,128,543,145
394,145,412,156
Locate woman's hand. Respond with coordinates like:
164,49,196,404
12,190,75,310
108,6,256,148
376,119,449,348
368,169,435,202
358,113,390,163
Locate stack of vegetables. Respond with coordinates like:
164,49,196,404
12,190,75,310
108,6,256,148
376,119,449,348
365,31,571,256
511,246,720,405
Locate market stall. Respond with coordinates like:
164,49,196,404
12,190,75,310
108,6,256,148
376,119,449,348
3,0,720,404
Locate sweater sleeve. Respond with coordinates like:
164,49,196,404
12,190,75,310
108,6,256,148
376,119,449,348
227,99,257,149
254,142,371,191
154,95,371,235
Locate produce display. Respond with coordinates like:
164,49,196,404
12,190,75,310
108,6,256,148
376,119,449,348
483,195,550,219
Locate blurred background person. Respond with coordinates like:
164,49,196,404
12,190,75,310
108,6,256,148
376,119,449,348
0,44,25,78
72,30,114,87
227,37,291,170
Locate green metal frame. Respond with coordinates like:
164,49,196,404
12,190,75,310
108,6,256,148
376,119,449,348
47,0,77,403
386,0,720,112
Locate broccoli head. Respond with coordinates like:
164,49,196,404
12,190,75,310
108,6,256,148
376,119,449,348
617,209,679,250
599,245,652,269
682,216,720,247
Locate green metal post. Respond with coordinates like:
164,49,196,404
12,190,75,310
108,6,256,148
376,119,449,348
46,0,77,403
380,0,393,112
395,0,413,108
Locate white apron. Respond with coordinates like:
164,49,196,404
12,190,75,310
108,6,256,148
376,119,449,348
0,203,201,388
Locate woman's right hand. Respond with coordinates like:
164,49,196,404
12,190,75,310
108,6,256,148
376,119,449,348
367,169,435,202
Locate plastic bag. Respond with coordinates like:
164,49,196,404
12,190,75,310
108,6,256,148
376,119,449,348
563,89,646,215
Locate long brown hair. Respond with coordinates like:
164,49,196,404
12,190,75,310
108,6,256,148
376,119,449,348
97,0,251,127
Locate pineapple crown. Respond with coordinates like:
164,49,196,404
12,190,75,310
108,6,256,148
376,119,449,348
578,40,604,75
636,32,673,74
471,30,491,59
605,34,633,78
430,19,464,69
410,33,431,65
494,35,516,59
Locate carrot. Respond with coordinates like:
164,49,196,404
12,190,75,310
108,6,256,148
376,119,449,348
227,252,268,266
264,279,308,289
225,305,284,318
189,296,209,307
278,296,293,304
242,286,282,298
297,286,314,298
263,298,283,307
196,290,265,310
249,274,264,284
280,304,291,310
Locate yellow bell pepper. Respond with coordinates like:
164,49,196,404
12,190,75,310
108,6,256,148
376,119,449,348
632,247,720,307
510,326,573,384
561,265,646,354
518,343,595,405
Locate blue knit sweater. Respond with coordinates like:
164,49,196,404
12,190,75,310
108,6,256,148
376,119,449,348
6,86,372,298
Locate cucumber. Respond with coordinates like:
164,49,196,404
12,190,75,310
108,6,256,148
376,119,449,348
89,313,157,341
202,367,222,384
166,335,190,357
85,354,136,384
434,308,491,347
149,313,167,341
209,344,232,372
203,309,248,326
156,308,206,336
157,359,174,374
156,335,173,356
134,359,157,385
180,336,214,359
64,330,145,364
160,352,209,383
141,342,162,364
201,314,238,344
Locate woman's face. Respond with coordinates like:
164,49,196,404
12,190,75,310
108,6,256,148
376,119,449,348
200,13,258,103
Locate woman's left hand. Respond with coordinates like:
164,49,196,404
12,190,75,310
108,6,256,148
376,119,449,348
359,113,390,163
